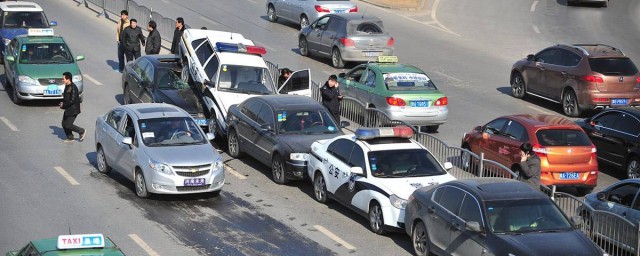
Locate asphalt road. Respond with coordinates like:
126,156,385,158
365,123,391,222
0,0,638,255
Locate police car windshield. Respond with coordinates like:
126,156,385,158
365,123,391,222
278,110,339,134
368,149,446,178
217,65,275,94
383,73,437,91
157,69,190,90
486,198,573,234
138,117,207,146
2,11,49,28
20,43,73,64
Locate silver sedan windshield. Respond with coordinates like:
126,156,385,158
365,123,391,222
138,117,207,146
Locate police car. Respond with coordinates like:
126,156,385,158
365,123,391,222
7,233,125,255
307,126,456,234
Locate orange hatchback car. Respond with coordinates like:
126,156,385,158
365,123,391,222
461,114,598,194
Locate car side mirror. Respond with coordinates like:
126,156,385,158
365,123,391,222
206,132,215,141
443,162,453,170
338,72,346,78
596,192,606,201
76,55,85,61
465,221,483,233
122,137,133,145
260,123,273,132
474,126,482,132
340,121,350,128
6,56,14,62
350,166,364,176
50,21,58,26
526,54,535,61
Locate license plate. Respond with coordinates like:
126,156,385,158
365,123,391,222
410,100,430,107
559,172,580,180
334,9,346,13
184,178,206,186
44,84,61,95
195,118,207,126
363,51,381,57
611,98,628,105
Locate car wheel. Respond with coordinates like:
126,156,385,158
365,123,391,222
96,146,111,174
562,90,582,117
368,201,386,235
511,73,526,99
300,14,309,29
11,83,22,105
272,154,289,185
123,85,130,105
426,125,439,133
412,221,431,256
314,172,329,203
461,145,476,174
267,5,278,22
135,169,150,198
227,129,243,158
331,48,345,68
627,156,640,179
299,37,309,57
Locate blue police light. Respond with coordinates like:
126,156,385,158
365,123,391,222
355,126,414,140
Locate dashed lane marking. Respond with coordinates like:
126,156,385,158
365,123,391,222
245,0,257,4
0,116,19,131
531,0,539,12
128,234,160,256
83,74,103,86
532,25,541,34
429,70,462,83
199,16,221,27
527,105,554,115
54,166,79,185
313,225,356,250
225,165,247,180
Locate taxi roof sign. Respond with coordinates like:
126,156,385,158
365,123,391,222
27,28,54,37
57,234,105,250
377,56,398,63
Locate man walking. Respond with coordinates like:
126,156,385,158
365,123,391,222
59,72,85,142
145,20,161,55
123,19,145,62
321,75,343,124
115,10,130,72
170,17,186,54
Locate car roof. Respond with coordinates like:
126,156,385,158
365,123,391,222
140,54,180,68
502,114,581,130
366,63,423,74
555,44,626,58
123,103,189,120
255,95,324,110
330,13,381,22
31,237,124,256
0,1,43,11
16,35,64,43
450,178,548,201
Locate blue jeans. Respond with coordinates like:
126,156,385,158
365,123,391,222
118,43,125,71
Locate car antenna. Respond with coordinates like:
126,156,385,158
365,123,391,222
361,7,367,18
68,226,72,235
230,32,233,40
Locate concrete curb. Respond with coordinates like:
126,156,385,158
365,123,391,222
355,0,428,11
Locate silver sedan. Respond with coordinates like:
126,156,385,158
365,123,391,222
94,103,224,198
267,0,357,28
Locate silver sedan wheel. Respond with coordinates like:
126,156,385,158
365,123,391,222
97,146,111,174
300,15,309,28
135,170,149,198
268,6,277,22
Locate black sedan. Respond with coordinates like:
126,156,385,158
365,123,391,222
226,95,348,184
576,107,640,179
121,55,207,128
404,178,603,256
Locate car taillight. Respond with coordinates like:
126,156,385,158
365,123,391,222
582,75,604,83
386,97,406,106
434,97,448,106
635,77,640,90
636,77,640,83
340,37,355,47
315,5,330,12
532,144,547,157
387,37,395,47
349,6,358,12
591,146,597,158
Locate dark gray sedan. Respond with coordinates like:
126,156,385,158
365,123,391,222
299,13,394,68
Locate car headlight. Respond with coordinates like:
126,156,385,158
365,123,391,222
213,157,224,170
72,74,83,82
149,159,173,175
390,194,407,209
18,75,38,85
290,153,309,161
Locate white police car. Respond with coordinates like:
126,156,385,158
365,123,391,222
307,126,456,234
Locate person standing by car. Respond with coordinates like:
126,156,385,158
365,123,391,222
278,68,292,87
170,17,186,54
59,72,85,142
145,20,161,55
123,19,145,62
321,74,343,124
519,143,541,190
115,10,130,72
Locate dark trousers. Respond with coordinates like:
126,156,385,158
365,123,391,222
125,49,141,63
332,111,341,125
62,114,84,139
118,43,126,71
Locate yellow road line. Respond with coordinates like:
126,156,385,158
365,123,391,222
313,225,356,250
128,234,160,256
54,166,79,185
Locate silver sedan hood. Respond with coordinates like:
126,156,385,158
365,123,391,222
144,143,218,166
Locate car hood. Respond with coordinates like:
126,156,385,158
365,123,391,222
496,231,601,255
144,143,218,166
279,133,342,153
379,173,456,199
18,62,79,78
214,90,264,116
156,89,202,114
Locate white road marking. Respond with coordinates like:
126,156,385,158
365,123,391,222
252,40,277,52
83,74,103,86
429,70,462,83
54,166,79,185
366,0,460,36
313,225,356,250
531,0,539,12
199,16,221,27
532,25,541,34
245,0,257,4
160,0,169,3
527,105,554,115
128,234,160,256
225,165,247,180
0,116,19,131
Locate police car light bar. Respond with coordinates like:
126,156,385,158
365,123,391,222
355,126,413,140
215,42,267,55
27,28,54,37
57,234,105,250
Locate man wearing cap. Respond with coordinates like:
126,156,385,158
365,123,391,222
321,75,343,124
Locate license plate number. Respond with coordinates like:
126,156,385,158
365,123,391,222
184,178,206,186
410,100,430,107
363,51,380,57
611,98,628,105
559,172,580,180
44,84,61,95
334,9,346,13
195,118,207,126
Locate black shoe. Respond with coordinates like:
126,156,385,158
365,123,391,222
79,130,86,142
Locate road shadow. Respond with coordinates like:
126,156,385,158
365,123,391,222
106,60,119,71
289,48,357,70
114,94,124,105
49,125,67,140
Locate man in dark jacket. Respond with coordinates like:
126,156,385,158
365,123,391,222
519,143,541,190
145,20,161,55
123,19,145,62
59,72,85,142
170,17,185,54
321,75,343,124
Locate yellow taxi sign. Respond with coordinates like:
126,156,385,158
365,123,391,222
377,56,398,63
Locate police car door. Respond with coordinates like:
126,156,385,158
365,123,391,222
278,69,311,96
323,139,356,202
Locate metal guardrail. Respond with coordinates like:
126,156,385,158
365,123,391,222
265,60,280,87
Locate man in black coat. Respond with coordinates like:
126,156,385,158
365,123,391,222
170,17,186,54
123,19,145,61
519,143,541,190
59,72,85,142
145,20,161,55
321,75,343,124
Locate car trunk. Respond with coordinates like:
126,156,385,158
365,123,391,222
319,3,356,13
544,146,593,164
347,20,391,50
535,129,594,164
589,57,639,92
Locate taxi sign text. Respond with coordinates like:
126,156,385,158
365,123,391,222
57,234,105,249
377,56,398,63
27,28,54,37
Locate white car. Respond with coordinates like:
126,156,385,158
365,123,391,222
307,126,456,234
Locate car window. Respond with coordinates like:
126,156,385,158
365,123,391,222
19,42,73,64
314,16,331,30
436,186,465,214
459,194,483,224
123,115,138,147
484,118,508,135
346,66,366,82
2,11,49,28
588,58,639,76
346,20,386,35
503,120,529,142
384,73,437,91
195,40,214,67
240,99,261,122
364,69,376,87
279,70,310,94
349,145,366,172
617,113,640,136
488,198,572,233
217,65,275,94
133,58,149,80
256,106,274,127
156,68,189,90
142,60,154,83
327,139,355,163
106,110,125,131
536,129,592,146
556,49,581,66
8,39,18,56
279,109,339,134
607,183,640,208
535,49,559,65
368,149,446,178
326,17,342,33
593,111,622,130
139,117,207,146
205,55,219,82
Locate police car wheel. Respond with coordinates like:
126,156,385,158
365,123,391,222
368,202,386,235
135,169,150,198
96,146,111,174
314,173,329,203
412,221,431,256
272,154,289,184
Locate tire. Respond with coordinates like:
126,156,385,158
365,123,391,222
313,172,329,203
511,73,526,99
461,145,475,174
627,156,640,179
331,48,345,68
267,5,278,22
562,90,582,117
11,82,22,105
227,129,243,158
299,37,309,57
426,125,439,133
135,169,150,198
96,146,111,174
368,201,386,235
300,14,309,29
123,85,130,105
412,221,431,256
272,154,289,185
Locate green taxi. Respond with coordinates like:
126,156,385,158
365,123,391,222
337,56,448,132
3,28,84,104
7,233,125,256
